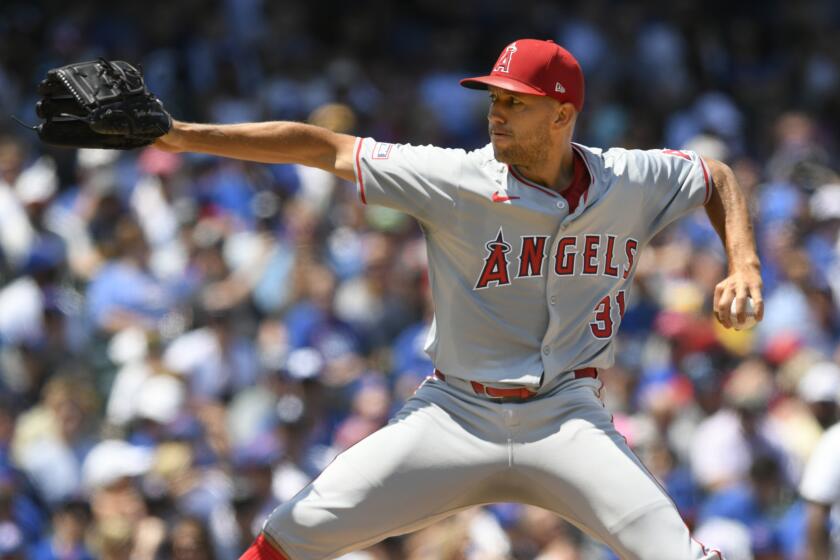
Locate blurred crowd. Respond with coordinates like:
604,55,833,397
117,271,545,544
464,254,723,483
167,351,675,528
0,0,839,559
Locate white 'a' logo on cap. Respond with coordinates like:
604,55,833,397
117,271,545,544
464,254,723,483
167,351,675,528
494,44,517,73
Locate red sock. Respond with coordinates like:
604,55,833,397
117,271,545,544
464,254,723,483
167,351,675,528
240,534,290,560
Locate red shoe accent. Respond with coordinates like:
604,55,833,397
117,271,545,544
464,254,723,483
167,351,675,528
240,534,289,560
573,367,597,379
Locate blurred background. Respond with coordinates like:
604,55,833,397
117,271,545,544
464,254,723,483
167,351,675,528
0,0,839,558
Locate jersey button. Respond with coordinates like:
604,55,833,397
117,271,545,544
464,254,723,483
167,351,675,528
556,200,566,209
542,346,551,356
550,296,557,305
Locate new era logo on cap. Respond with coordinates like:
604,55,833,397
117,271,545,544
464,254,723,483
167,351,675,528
460,39,585,112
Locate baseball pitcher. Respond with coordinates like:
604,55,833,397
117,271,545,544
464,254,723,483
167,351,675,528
54,39,766,559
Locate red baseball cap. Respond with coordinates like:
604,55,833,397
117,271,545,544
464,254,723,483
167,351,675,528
460,39,585,112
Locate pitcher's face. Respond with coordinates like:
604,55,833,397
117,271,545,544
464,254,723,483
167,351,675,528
487,87,557,167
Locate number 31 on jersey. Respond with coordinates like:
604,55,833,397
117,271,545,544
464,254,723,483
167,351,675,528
590,290,626,339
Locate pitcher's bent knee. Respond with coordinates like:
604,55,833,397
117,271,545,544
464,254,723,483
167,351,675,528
609,502,723,560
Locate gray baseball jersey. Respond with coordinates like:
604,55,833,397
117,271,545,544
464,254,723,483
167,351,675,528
250,139,721,560
352,137,712,386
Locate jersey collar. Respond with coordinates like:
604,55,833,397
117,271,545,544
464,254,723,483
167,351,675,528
507,164,560,198
507,145,592,212
564,145,591,213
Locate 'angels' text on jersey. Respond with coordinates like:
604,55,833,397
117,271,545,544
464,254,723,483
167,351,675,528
474,228,639,290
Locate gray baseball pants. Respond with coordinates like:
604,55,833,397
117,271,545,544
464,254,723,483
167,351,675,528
260,375,723,560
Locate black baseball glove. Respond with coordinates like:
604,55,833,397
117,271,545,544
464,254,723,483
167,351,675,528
33,58,171,149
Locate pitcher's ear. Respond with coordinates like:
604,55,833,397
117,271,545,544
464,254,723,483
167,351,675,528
554,103,576,127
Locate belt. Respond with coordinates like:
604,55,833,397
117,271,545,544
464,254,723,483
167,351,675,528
433,367,597,400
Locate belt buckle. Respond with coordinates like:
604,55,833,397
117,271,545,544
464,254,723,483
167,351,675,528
481,384,537,401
